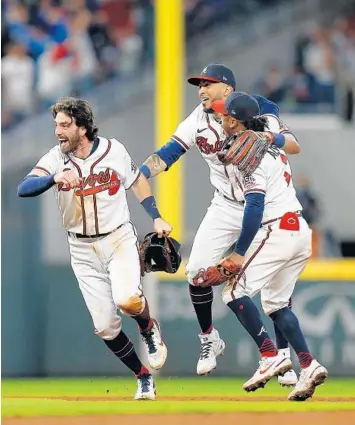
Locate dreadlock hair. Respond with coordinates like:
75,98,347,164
242,116,268,132
51,97,99,141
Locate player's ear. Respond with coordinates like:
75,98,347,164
230,117,237,129
224,85,233,97
79,126,87,137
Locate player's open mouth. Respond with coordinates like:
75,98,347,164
201,97,209,103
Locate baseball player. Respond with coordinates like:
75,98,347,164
204,92,328,401
140,64,299,385
17,97,173,401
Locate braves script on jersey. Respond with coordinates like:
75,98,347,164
32,137,139,235
172,103,244,203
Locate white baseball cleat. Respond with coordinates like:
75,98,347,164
278,369,298,387
243,352,292,392
277,349,298,387
134,374,156,400
197,328,226,375
288,359,328,401
140,319,167,370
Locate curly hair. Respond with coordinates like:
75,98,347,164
242,116,268,132
51,97,99,140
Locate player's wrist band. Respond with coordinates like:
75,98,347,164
140,165,151,179
271,133,285,148
141,196,161,220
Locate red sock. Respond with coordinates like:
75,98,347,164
139,319,153,332
201,324,214,335
136,365,150,377
260,338,277,357
298,352,313,368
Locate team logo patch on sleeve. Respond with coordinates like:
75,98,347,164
243,175,256,190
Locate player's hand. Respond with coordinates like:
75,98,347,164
54,170,83,189
193,254,243,287
227,252,244,267
153,218,173,238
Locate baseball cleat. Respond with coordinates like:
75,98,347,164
277,349,298,387
278,369,298,387
288,359,328,401
197,328,226,375
140,319,167,370
134,373,156,400
243,352,292,392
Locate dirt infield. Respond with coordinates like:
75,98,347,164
3,412,355,425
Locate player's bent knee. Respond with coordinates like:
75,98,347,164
186,263,208,286
221,286,234,305
94,316,122,340
221,278,247,305
116,293,146,316
262,301,289,316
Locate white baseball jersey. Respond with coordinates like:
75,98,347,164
184,109,300,286
172,103,244,202
240,146,303,222
221,123,309,314
32,137,139,235
222,146,310,314
171,105,294,204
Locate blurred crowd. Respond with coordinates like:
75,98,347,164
1,0,285,130
252,11,355,114
1,0,155,130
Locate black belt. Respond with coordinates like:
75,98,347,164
68,224,123,239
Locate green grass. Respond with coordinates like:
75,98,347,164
2,377,355,418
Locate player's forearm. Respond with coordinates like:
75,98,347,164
282,134,300,155
131,173,154,200
267,132,300,155
17,174,56,197
131,174,162,220
140,153,168,179
140,139,186,179
234,193,265,256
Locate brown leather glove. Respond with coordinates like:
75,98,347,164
193,257,242,288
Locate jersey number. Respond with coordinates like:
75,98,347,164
284,171,291,186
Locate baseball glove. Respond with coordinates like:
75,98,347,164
217,130,271,176
193,257,242,288
139,232,181,275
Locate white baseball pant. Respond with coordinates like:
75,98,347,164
68,222,143,340
222,216,312,314
186,191,244,284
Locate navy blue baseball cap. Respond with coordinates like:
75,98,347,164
188,64,236,89
211,92,260,120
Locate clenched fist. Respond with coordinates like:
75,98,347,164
54,170,83,189
154,217,173,238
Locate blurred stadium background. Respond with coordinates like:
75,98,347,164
2,0,355,379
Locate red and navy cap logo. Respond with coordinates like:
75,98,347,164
188,64,236,90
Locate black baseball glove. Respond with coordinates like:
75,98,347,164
139,232,182,274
